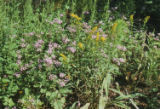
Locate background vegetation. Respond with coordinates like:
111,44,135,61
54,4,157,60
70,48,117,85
0,0,160,109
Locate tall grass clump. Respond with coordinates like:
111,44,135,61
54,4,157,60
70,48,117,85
0,0,160,109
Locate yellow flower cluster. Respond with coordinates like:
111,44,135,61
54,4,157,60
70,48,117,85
70,13,82,21
78,42,83,49
144,16,150,24
112,22,118,33
130,14,134,23
100,37,106,42
96,32,100,42
91,26,98,33
60,53,67,61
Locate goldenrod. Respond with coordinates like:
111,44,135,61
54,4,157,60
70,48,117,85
78,42,83,49
60,53,67,61
112,23,118,33
90,26,98,34
19,91,23,94
130,14,134,23
96,32,100,42
144,16,150,24
100,37,106,42
70,13,81,20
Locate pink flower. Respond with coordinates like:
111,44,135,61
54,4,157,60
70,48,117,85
59,73,66,78
53,43,60,48
98,28,103,32
60,14,64,17
21,38,25,42
51,55,56,60
34,40,44,51
62,37,70,44
154,37,159,41
117,45,127,51
53,60,62,67
83,11,90,15
67,26,76,33
59,81,65,87
83,22,91,29
20,66,27,71
16,60,21,65
44,57,53,66
102,34,108,38
53,18,62,24
72,41,76,46
21,43,27,48
17,55,22,59
119,58,126,63
48,74,57,80
92,35,97,39
47,48,53,54
14,73,20,78
67,47,76,53
28,32,35,36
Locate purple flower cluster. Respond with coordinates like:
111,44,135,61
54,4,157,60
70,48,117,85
117,45,127,51
62,37,70,44
53,18,63,24
48,18,63,25
59,73,66,78
48,74,57,81
24,32,35,37
67,26,76,33
44,54,61,67
58,79,69,87
44,56,53,66
34,40,44,52
113,58,126,66
67,47,76,53
20,38,27,48
16,50,22,65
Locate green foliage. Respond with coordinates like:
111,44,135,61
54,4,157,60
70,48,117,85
0,0,159,109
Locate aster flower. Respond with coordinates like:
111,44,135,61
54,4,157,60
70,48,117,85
58,81,66,87
62,37,70,44
67,47,76,53
53,43,61,48
119,58,126,63
72,41,76,46
83,22,91,29
60,14,64,17
59,73,66,78
67,26,76,33
48,74,57,81
14,73,20,78
53,60,62,67
53,18,63,24
44,57,53,66
28,32,35,36
83,11,90,15
92,35,96,39
117,45,127,51
16,59,21,65
21,43,27,48
34,40,44,51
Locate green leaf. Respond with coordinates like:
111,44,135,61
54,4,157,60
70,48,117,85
98,95,107,109
80,103,90,109
69,101,78,109
53,97,65,109
2,78,10,83
3,97,15,107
